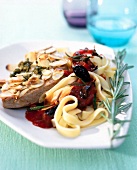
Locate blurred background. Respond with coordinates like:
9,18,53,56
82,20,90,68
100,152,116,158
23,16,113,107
0,0,92,47
0,0,136,48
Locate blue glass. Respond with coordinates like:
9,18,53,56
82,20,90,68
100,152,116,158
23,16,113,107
87,0,137,47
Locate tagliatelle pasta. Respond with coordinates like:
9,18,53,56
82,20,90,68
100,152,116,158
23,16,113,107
46,71,111,138
53,95,109,138
24,47,116,138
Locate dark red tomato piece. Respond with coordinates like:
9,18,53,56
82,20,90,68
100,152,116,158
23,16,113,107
73,48,94,56
25,110,53,128
73,61,91,71
70,82,96,109
33,114,53,128
64,70,72,76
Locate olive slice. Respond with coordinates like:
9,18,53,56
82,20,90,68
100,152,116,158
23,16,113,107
73,65,91,82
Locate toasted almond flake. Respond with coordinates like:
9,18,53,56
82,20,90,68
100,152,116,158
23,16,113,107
9,82,22,87
16,72,32,76
0,79,6,88
45,47,56,54
29,80,44,89
38,53,48,59
25,52,37,62
27,76,40,85
15,91,20,98
0,91,13,99
38,58,49,67
22,81,28,86
13,85,23,90
9,88,17,94
6,64,18,71
19,88,29,97
49,60,67,67
48,54,63,60
8,77,23,83
52,70,64,80
32,61,37,66
42,69,52,76
42,75,51,80
1,83,9,91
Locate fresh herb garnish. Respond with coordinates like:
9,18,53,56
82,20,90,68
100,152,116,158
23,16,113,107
93,94,97,110
28,105,46,111
102,49,133,147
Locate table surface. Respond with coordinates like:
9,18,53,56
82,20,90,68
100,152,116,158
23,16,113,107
0,1,137,170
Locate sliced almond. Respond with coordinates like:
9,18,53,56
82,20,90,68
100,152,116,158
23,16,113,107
27,76,40,85
19,88,29,97
8,88,17,94
42,69,52,76
0,91,13,99
23,74,41,85
16,72,32,77
29,80,44,89
52,70,64,80
14,91,20,98
8,82,22,87
48,54,63,60
38,58,49,67
1,83,9,91
49,60,67,67
25,52,37,62
8,76,24,83
0,79,6,88
45,47,56,54
13,85,23,90
6,64,18,72
42,75,51,80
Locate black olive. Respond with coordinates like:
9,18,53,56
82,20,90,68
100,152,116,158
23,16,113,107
73,65,91,82
80,85,91,99
45,105,58,116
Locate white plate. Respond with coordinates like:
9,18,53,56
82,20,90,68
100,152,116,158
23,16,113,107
0,40,133,149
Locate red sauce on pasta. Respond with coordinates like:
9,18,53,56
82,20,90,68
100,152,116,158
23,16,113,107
25,109,53,128
25,47,100,128
70,81,96,109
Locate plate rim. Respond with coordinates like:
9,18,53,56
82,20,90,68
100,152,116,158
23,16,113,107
0,40,133,149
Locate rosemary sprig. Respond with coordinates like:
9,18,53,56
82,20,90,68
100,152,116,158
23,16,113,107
102,49,133,147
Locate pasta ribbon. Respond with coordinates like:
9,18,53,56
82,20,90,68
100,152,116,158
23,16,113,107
41,51,115,138
89,72,112,101
53,95,109,138
54,95,80,138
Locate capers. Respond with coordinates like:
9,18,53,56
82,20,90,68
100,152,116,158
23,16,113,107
18,59,32,72
10,68,21,77
23,74,32,81
33,66,44,75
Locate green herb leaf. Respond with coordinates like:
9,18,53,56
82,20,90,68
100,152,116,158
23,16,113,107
102,49,133,147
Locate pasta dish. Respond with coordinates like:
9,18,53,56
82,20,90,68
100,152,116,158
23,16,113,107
25,47,116,138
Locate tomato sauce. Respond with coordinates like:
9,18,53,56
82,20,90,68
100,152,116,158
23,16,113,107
72,48,98,72
73,48,94,56
70,81,96,109
25,48,99,129
25,109,53,128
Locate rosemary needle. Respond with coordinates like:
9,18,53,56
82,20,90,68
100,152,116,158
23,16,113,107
103,49,133,147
